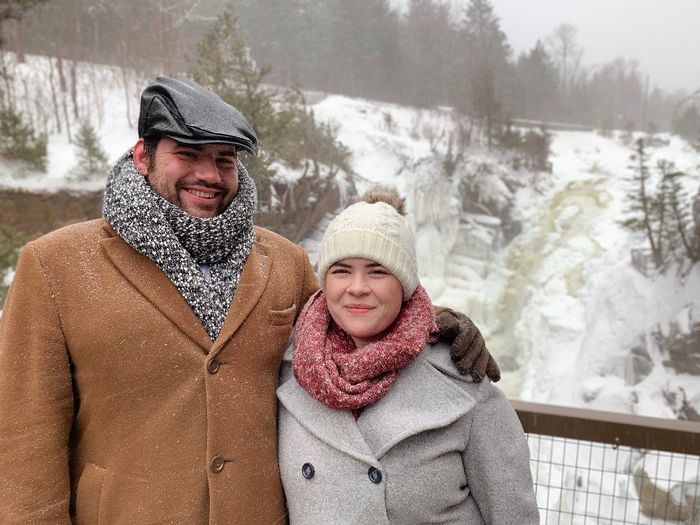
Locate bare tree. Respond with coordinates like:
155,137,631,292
546,23,583,94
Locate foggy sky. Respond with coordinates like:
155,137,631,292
393,0,700,94
490,0,700,94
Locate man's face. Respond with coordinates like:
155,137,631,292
134,137,239,218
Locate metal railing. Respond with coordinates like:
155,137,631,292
512,400,700,524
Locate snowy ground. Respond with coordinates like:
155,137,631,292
0,54,140,191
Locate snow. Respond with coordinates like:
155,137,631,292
311,96,700,422
508,131,700,415
312,95,459,196
2,55,699,424
2,268,15,287
0,54,138,190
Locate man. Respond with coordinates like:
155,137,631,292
0,77,499,523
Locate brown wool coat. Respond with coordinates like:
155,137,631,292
0,219,318,524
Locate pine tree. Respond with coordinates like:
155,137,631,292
692,185,700,258
320,0,399,99
234,0,300,86
660,162,700,263
0,0,45,45
674,105,700,142
73,120,109,180
0,107,47,171
399,0,455,107
459,0,511,148
669,174,696,261
0,224,30,304
521,128,551,171
588,59,645,133
621,138,667,269
190,3,349,217
0,0,47,172
190,4,286,202
512,41,558,120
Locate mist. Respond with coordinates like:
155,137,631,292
390,0,700,94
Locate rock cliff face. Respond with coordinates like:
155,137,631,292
656,304,700,377
615,339,654,386
260,171,354,243
0,188,103,238
634,465,700,522
0,188,105,304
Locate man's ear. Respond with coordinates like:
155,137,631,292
132,138,149,176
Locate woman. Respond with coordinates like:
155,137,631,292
277,189,539,524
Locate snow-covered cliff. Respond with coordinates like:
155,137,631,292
311,95,700,419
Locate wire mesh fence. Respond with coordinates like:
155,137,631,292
512,400,700,524
527,433,700,524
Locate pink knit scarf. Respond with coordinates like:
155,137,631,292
292,285,438,412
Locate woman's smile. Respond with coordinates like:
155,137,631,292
343,303,375,314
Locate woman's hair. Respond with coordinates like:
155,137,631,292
316,186,418,301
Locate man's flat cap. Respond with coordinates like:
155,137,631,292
138,76,258,155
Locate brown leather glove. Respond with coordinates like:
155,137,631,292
435,308,501,383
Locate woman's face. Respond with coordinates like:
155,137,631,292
325,258,403,348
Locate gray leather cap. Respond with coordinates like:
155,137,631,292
138,76,258,155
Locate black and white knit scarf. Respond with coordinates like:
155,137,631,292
103,150,256,341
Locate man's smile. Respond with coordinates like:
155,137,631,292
184,188,219,199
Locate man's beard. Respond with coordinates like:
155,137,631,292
146,168,234,218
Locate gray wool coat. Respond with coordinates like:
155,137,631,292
277,342,539,524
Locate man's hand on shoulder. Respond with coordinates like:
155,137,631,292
435,308,501,383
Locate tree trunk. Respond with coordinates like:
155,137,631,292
48,57,62,133
10,19,25,63
57,56,72,142
70,61,79,121
120,66,133,129
0,56,15,110
91,66,104,129
669,183,695,261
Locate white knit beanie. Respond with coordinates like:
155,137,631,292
317,197,418,301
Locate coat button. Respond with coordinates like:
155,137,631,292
368,467,382,484
207,359,220,374
301,463,315,479
211,455,225,473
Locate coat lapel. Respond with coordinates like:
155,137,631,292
211,234,271,355
277,343,476,463
357,346,476,459
277,364,377,465
100,230,212,351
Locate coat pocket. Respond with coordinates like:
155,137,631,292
75,462,106,525
270,303,297,326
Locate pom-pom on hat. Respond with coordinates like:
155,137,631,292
317,187,418,301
